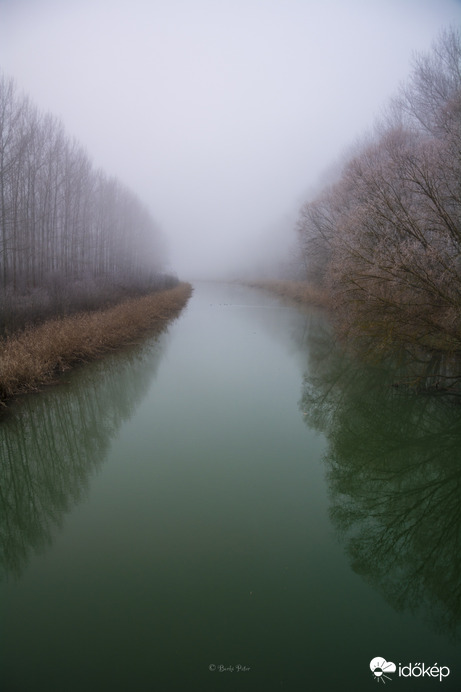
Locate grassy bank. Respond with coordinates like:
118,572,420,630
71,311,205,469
0,282,192,404
247,280,328,308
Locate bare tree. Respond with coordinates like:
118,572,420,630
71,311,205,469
0,75,169,330
294,27,461,356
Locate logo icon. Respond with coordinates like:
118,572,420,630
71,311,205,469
370,657,396,683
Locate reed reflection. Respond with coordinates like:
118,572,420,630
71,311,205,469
301,328,461,639
0,337,167,580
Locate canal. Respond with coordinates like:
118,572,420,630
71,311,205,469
1,281,459,690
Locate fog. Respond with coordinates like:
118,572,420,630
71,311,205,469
1,0,460,279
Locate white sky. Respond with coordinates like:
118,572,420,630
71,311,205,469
1,0,460,278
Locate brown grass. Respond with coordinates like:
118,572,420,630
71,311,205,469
247,280,328,308
0,282,193,403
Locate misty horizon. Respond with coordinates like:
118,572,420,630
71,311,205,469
1,0,460,279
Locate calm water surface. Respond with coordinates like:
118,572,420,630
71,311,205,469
1,282,460,691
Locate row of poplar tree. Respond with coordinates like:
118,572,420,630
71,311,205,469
0,75,168,329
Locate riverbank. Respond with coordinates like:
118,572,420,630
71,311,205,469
0,282,192,404
247,280,328,308
250,279,461,395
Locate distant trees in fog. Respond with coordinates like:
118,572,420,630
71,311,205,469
296,27,461,354
0,75,169,330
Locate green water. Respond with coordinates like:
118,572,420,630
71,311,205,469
1,282,460,691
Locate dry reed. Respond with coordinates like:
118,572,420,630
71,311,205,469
0,282,193,403
247,280,328,308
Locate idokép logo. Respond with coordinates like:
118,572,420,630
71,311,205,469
370,656,451,683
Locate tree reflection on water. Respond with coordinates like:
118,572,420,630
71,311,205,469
0,337,166,580
300,324,461,640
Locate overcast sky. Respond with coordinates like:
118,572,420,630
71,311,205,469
1,0,460,278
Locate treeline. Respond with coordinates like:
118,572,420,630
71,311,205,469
0,74,172,331
295,28,461,357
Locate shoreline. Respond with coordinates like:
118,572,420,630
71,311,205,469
246,280,328,308
0,282,193,405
